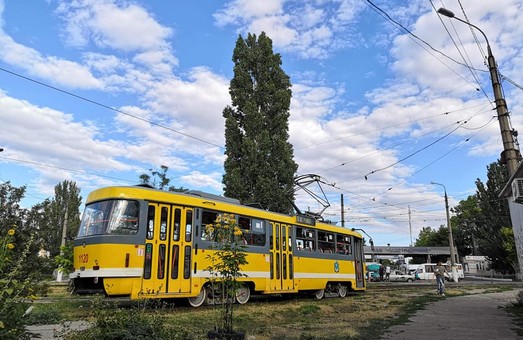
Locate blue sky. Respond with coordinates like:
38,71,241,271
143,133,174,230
1,0,522,246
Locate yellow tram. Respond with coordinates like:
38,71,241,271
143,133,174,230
70,185,366,306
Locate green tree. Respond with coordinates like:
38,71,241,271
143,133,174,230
415,225,450,247
222,32,298,214
139,166,188,192
31,180,82,258
451,195,482,256
473,160,515,273
0,182,26,230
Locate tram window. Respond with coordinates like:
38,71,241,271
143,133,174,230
336,234,351,255
318,231,335,253
185,210,193,242
80,200,139,236
252,219,266,246
173,209,181,241
147,206,155,240
295,226,317,251
236,216,266,246
183,246,191,279
282,227,286,251
160,207,168,241
289,255,294,279
201,210,218,241
185,210,191,241
275,226,280,251
144,243,153,279
171,245,179,279
158,244,166,279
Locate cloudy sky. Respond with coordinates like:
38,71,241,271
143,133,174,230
1,0,522,246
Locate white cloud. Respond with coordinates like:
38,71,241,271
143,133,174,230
0,92,130,173
56,0,173,52
214,0,366,59
0,34,103,89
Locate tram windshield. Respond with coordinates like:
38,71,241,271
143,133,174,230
78,200,139,237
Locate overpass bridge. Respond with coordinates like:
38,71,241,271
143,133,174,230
364,245,455,263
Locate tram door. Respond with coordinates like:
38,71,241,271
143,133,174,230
142,204,192,295
269,222,294,291
353,237,365,288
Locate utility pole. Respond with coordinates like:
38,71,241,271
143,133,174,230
437,8,520,176
408,205,413,247
56,205,69,282
341,194,345,227
431,181,458,282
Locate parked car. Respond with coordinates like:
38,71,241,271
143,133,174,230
389,270,415,282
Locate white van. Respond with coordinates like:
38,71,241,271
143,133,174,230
413,263,464,281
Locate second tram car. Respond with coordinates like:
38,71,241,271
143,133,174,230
70,185,366,306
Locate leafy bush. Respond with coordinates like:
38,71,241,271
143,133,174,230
62,298,190,340
25,306,63,325
205,213,248,336
0,228,35,339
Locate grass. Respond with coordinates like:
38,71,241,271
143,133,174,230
28,282,521,339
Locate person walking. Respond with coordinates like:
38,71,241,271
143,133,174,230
434,261,448,296
379,264,385,282
385,265,391,281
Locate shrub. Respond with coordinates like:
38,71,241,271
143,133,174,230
205,213,248,337
0,228,35,339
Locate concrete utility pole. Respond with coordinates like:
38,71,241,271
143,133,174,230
408,205,413,247
56,206,69,282
437,8,520,176
431,181,458,282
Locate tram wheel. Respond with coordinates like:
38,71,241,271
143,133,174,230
314,289,325,300
187,287,207,307
235,285,251,304
338,284,348,298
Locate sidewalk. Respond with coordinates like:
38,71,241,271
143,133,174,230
381,290,523,339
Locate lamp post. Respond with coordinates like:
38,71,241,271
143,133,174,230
431,181,458,282
437,7,520,176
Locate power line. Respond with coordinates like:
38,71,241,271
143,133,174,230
362,0,487,91
0,155,138,184
364,122,465,180
0,66,224,149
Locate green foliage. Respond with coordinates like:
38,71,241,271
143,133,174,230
139,165,189,192
222,32,298,214
449,160,515,272
473,161,515,272
63,298,183,340
451,195,481,256
54,244,74,274
501,227,518,269
297,304,320,316
0,227,35,340
25,305,63,325
205,214,248,335
414,226,450,247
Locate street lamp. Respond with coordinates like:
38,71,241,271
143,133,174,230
437,7,520,176
431,181,458,282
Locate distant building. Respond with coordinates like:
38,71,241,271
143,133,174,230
462,255,490,274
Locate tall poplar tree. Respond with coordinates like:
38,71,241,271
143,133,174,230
222,32,298,214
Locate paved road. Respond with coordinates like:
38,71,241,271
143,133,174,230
27,321,90,339
381,290,523,339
